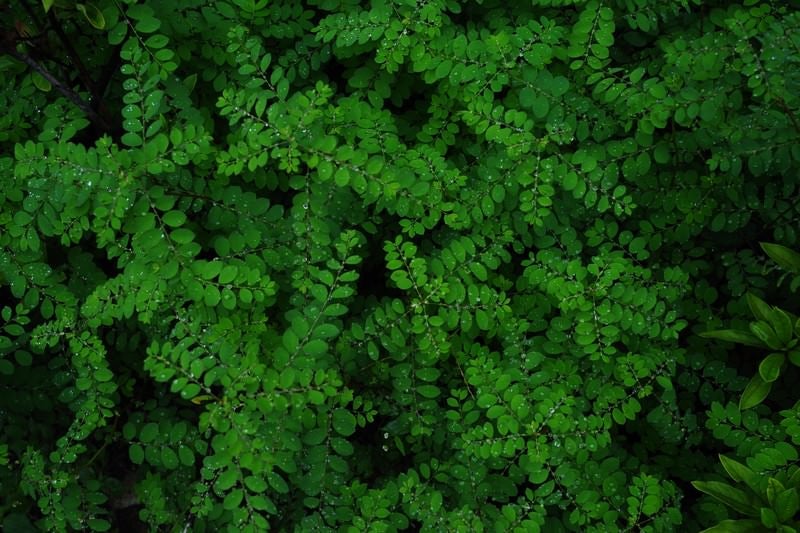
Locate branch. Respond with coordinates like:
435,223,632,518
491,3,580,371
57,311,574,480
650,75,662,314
1,43,110,132
46,9,98,100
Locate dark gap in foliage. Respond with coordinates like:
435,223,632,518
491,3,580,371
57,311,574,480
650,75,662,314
356,223,406,301
350,413,415,482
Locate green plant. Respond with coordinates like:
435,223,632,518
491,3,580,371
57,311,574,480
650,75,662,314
693,451,800,533
700,243,800,410
1,0,799,531
695,242,800,531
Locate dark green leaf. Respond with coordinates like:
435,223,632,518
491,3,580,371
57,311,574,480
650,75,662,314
746,292,772,323
129,444,144,464
699,329,766,348
774,487,799,522
692,481,760,516
758,353,784,383
223,489,244,510
761,242,800,272
719,455,760,495
740,373,772,410
417,385,440,399
750,321,783,350
332,409,356,436
76,3,106,29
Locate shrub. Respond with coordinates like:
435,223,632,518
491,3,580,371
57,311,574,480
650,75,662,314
1,0,799,531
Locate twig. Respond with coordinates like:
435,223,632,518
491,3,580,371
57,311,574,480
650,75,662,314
1,43,110,132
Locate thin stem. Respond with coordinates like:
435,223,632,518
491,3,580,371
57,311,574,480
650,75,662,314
1,43,110,132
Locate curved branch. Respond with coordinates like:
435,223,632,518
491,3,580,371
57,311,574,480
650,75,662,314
1,42,110,132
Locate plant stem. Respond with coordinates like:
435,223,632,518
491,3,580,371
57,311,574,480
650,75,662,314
1,43,110,132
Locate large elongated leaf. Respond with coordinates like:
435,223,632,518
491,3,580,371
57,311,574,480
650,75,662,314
758,353,784,383
769,308,794,346
76,3,106,29
745,292,772,323
749,321,783,350
699,329,766,348
692,481,760,516
761,242,800,272
739,373,772,410
774,487,799,523
718,455,762,496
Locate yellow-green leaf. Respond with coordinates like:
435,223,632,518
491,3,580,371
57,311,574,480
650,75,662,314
76,3,106,29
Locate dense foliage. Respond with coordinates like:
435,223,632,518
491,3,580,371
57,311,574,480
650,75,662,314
1,0,800,531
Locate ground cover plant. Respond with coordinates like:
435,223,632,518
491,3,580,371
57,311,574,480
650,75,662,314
1,0,800,531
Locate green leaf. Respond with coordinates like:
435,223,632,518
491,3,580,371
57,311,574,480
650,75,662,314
332,409,356,436
244,476,268,493
774,487,799,522
740,373,772,410
477,393,496,408
170,228,195,244
200,261,222,280
750,321,783,350
218,265,238,284
719,455,761,495
204,285,220,307
629,67,645,83
760,507,778,528
758,353,784,383
761,242,800,272
692,481,760,516
469,263,488,281
162,210,187,227
88,519,111,532
223,489,244,510
719,455,756,484
417,385,440,399
277,78,289,100
767,478,785,507
268,472,289,494
121,132,142,147
216,468,239,491
304,339,327,356
76,3,106,29
768,308,794,346
42,0,55,13
135,17,161,33
31,72,52,92
178,445,194,466
140,423,159,443
699,329,766,348
161,447,179,469
108,21,128,45
129,444,144,464
313,324,340,339
746,292,773,323
475,309,490,330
